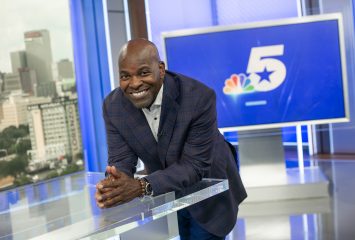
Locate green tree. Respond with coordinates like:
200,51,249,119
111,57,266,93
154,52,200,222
65,154,73,163
46,171,59,179
18,124,29,135
2,125,29,139
0,125,29,153
4,155,29,178
0,161,8,177
60,163,81,175
14,174,32,186
0,137,14,150
8,144,17,155
2,126,20,139
16,139,31,155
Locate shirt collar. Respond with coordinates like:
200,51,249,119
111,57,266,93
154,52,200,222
147,84,163,110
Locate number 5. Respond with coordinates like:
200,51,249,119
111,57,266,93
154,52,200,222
247,45,286,92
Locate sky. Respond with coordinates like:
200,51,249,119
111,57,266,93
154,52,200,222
0,0,74,73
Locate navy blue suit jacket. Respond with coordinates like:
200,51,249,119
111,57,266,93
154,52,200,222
103,71,247,236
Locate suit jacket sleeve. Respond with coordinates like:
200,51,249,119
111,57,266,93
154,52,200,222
103,100,138,177
145,89,218,195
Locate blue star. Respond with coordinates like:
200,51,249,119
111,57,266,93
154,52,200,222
256,67,274,83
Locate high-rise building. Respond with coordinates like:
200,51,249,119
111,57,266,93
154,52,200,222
3,73,22,92
18,68,37,95
53,59,74,81
24,30,54,96
10,51,27,73
27,97,82,165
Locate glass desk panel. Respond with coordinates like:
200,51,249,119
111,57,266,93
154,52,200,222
0,172,229,240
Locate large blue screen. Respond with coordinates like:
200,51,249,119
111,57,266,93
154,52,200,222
164,16,348,130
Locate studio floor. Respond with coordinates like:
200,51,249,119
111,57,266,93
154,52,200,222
227,155,355,240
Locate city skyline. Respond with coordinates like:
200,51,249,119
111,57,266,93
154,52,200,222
0,0,74,73
1,29,74,97
0,0,83,191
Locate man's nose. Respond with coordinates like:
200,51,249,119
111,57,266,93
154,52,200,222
129,75,142,89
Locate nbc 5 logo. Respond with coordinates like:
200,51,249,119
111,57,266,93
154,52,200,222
223,44,287,95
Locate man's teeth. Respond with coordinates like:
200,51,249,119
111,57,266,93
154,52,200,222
132,90,147,97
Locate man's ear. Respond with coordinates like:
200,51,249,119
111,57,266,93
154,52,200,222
159,61,166,79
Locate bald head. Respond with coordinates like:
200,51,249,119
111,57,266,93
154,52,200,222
119,39,161,65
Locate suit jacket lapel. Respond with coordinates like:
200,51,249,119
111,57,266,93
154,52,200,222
122,96,159,160
158,72,180,167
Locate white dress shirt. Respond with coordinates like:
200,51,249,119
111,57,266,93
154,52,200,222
142,85,163,141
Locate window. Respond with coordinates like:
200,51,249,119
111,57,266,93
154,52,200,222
0,0,84,190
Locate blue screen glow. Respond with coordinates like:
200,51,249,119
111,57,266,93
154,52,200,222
164,17,347,129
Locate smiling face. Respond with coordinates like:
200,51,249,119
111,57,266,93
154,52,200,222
119,39,165,109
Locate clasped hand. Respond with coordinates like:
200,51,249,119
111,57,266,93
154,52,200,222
95,166,141,208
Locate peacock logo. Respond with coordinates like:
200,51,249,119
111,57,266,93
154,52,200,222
223,74,255,95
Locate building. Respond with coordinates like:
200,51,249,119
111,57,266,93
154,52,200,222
10,51,37,95
0,92,50,131
27,97,82,169
24,30,55,96
56,78,76,97
3,73,22,92
10,51,27,73
36,81,56,97
57,59,74,80
18,68,37,95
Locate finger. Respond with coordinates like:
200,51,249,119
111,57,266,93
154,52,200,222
96,189,112,201
95,191,105,208
103,194,124,208
96,181,105,190
104,192,137,208
110,166,122,178
97,176,122,189
95,190,101,201
101,187,124,201
97,199,105,208
100,179,123,189
98,187,115,194
96,189,115,208
96,177,113,189
106,166,112,175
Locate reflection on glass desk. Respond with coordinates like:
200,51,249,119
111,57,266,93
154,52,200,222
0,172,228,240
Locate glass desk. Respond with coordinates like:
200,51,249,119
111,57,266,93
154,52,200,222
0,172,228,240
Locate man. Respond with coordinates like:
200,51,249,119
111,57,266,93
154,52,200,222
96,39,247,239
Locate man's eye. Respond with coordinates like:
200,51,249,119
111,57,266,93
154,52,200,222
120,75,130,80
140,71,150,76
